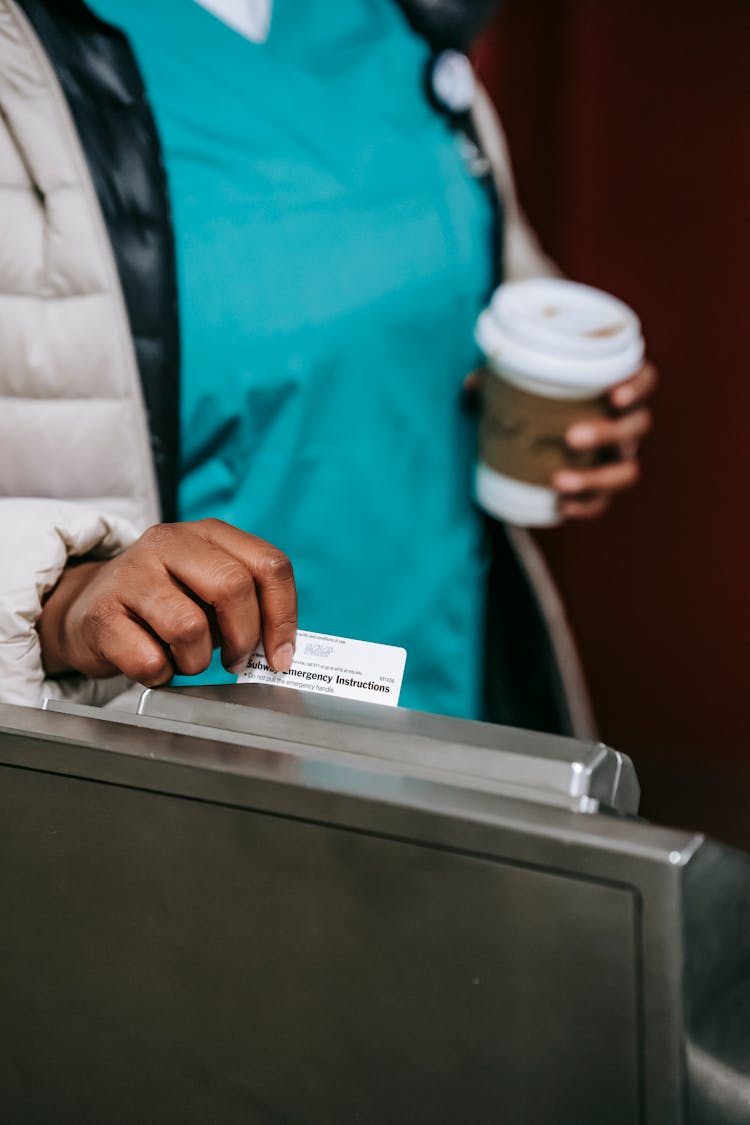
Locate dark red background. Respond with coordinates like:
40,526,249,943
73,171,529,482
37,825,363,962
476,0,750,847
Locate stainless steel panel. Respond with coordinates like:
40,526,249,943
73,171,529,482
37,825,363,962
682,840,750,1124
134,683,640,814
0,701,748,1123
0,767,639,1125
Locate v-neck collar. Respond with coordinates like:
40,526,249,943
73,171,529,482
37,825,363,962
191,0,272,43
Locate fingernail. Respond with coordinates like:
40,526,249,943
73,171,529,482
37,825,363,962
567,424,596,447
613,386,634,407
229,655,250,676
271,642,295,673
554,472,583,492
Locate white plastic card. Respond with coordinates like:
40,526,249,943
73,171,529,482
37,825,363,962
236,630,407,707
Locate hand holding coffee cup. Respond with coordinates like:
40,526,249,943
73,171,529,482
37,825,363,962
475,279,649,527
556,355,656,520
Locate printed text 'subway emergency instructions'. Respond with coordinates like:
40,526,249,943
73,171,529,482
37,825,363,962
236,630,407,706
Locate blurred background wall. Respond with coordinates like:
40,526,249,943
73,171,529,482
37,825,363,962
475,0,750,848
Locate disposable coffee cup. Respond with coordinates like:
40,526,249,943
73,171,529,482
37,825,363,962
474,278,645,527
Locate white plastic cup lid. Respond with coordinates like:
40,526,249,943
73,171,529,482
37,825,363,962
476,279,645,395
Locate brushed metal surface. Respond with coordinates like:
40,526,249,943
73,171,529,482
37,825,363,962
135,683,641,814
0,768,638,1125
0,700,748,1123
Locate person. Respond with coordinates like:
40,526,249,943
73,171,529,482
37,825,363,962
0,0,655,733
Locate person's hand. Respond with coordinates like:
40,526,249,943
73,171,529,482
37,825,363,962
38,519,297,685
554,359,658,520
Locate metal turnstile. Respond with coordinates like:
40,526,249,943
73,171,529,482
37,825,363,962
0,686,748,1124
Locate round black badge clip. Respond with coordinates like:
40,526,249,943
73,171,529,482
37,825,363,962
426,50,491,178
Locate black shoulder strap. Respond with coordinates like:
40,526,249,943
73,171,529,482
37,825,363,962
483,521,575,736
18,0,181,522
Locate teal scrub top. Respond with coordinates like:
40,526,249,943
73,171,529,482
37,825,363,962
91,0,494,719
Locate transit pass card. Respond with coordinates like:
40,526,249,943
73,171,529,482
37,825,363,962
236,630,407,707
